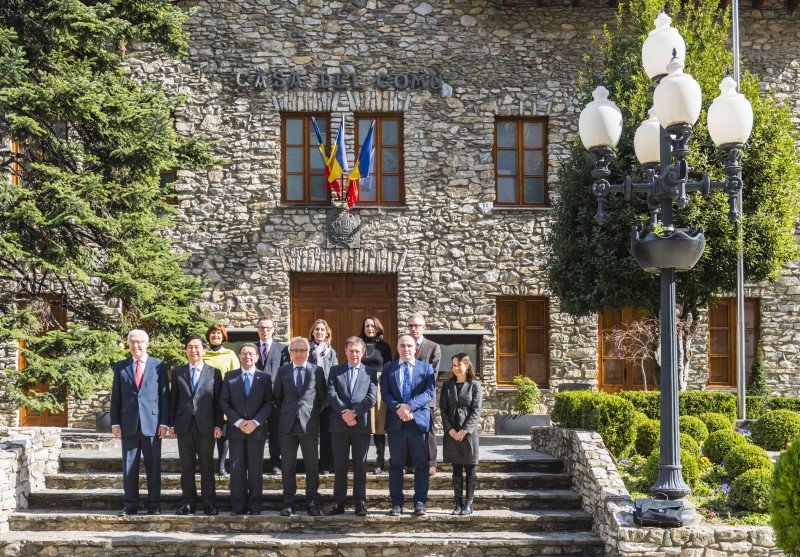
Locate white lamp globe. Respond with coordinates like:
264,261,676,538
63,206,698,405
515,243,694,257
708,75,754,147
579,85,623,150
653,55,702,129
634,108,661,165
642,13,686,81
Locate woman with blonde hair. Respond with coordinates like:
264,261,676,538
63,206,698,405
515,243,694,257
203,323,240,476
308,318,338,474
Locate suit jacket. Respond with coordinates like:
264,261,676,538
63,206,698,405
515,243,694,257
169,363,223,436
273,361,327,435
439,379,482,435
398,337,442,408
219,368,273,441
327,363,378,435
256,340,289,381
110,355,170,437
380,359,434,433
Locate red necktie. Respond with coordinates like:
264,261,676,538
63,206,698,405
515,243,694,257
262,343,269,362
415,343,421,358
134,360,143,390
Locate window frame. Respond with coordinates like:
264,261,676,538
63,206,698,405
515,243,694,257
493,116,548,207
707,297,760,388
353,113,405,206
281,113,332,206
496,296,550,388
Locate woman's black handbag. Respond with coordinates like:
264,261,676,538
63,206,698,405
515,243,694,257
633,495,683,527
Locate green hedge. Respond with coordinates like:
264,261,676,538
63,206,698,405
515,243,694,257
635,419,660,457
616,391,661,419
746,396,800,420
771,433,800,555
751,410,800,451
613,391,737,421
698,412,733,433
724,444,773,479
552,391,636,457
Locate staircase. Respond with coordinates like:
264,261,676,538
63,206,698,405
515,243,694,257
2,435,604,556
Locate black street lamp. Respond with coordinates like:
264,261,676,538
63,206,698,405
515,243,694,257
578,13,753,523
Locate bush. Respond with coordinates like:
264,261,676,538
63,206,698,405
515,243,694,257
747,344,769,398
724,444,773,480
642,448,700,489
771,434,800,555
698,412,733,434
680,433,701,460
616,391,660,420
703,429,749,465
679,391,737,422
680,415,710,443
768,398,800,413
751,410,800,451
633,411,649,426
581,393,637,458
551,391,596,428
636,419,660,457
728,468,771,512
512,375,541,414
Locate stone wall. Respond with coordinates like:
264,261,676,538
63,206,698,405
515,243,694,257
0,427,61,532
530,426,782,557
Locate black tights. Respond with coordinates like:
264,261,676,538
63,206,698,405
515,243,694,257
452,463,476,480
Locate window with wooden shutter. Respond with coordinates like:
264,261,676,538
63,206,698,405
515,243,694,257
496,297,549,387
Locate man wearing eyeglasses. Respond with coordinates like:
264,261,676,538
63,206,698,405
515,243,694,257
406,313,441,476
273,337,327,517
254,316,289,474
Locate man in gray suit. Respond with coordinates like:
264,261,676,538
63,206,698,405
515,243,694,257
169,336,223,516
324,336,378,516
220,343,273,515
110,329,170,516
255,316,289,474
273,336,327,517
406,313,442,476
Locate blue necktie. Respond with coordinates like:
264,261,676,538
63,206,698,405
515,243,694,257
191,367,199,393
295,367,304,394
402,362,411,403
243,372,251,396
348,366,357,394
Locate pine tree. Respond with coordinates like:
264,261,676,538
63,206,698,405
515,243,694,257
0,0,221,413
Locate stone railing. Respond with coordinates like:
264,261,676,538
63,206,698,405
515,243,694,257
531,427,782,557
0,428,61,532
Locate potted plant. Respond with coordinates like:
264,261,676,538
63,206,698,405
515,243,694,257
494,375,551,435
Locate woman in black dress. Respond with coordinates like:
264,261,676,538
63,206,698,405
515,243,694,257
359,316,393,474
440,352,482,515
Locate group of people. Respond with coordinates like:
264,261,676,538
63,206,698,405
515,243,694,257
109,313,483,518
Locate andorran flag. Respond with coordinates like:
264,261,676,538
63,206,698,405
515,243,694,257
310,117,330,181
346,120,375,208
327,116,349,191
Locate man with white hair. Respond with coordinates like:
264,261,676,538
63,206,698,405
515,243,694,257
110,329,170,516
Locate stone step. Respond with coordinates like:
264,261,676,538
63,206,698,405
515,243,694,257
45,470,572,491
9,508,595,534
60,430,118,451
58,454,563,474
27,487,583,511
0,529,605,556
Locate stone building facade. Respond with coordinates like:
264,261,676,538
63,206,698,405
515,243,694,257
2,0,800,427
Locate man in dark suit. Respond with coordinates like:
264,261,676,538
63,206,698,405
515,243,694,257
110,329,170,516
406,313,442,476
220,343,273,515
324,336,378,516
255,316,289,474
168,336,223,516
381,334,435,516
273,336,327,517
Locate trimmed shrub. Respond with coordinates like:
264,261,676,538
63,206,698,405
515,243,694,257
751,410,800,451
551,391,596,428
728,468,771,512
635,419,660,457
768,398,800,413
616,391,660,420
580,393,637,458
771,434,800,555
633,411,649,426
680,433,701,460
679,391,737,422
724,444,773,480
704,429,748,465
512,375,541,414
698,412,733,434
680,415,709,443
642,448,700,489
747,344,769,398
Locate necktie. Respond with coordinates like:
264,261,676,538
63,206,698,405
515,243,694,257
295,367,304,394
262,343,269,362
134,360,143,390
402,362,411,403
191,367,199,393
243,372,251,396
415,343,421,358
348,366,357,394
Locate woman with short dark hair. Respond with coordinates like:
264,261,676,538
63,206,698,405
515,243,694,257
359,316,393,474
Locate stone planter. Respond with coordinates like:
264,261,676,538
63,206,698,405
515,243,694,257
630,227,706,273
494,413,551,435
95,411,111,433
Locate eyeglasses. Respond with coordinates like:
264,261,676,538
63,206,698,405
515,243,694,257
408,323,425,328
290,348,309,353
129,339,147,345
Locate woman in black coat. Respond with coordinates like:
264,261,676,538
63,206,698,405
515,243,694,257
440,352,482,515
359,316,393,474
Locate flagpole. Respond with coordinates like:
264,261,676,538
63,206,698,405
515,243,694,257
732,0,746,421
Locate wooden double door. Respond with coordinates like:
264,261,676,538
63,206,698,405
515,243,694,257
291,273,397,360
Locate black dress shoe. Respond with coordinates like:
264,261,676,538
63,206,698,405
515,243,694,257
147,507,162,515
372,467,383,475
175,504,195,515
355,504,368,517
280,506,294,517
249,510,262,515
204,506,219,516
231,510,246,516
324,503,345,515
307,502,321,516
389,505,402,516
413,502,426,516
118,507,137,516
